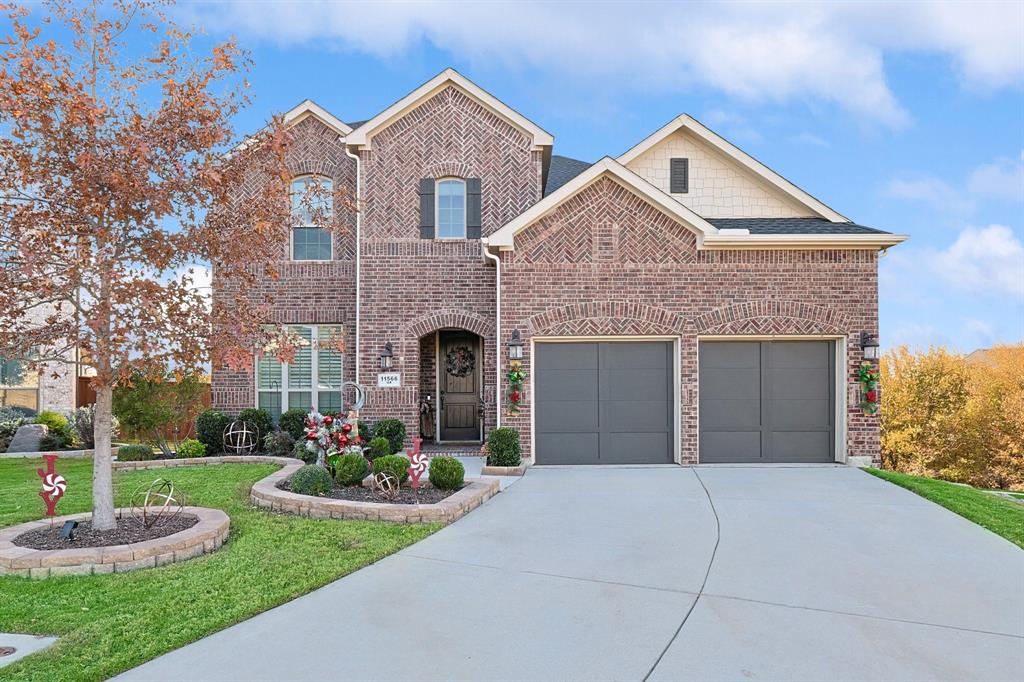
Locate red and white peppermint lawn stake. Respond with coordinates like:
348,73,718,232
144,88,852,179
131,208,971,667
406,437,427,490
37,454,66,516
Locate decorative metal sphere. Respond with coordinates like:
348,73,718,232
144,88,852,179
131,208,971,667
223,420,258,455
372,471,400,501
129,478,184,529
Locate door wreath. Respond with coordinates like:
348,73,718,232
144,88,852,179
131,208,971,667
445,346,475,378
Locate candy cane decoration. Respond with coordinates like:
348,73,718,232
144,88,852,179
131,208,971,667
407,437,427,489
37,454,66,516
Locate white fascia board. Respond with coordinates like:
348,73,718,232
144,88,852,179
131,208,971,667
283,99,353,136
487,157,718,249
618,114,850,223
701,233,909,250
345,68,554,150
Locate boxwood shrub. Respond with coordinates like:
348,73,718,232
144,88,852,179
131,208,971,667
291,464,333,496
428,456,464,490
196,409,230,454
237,408,273,448
373,454,410,485
486,427,521,467
176,438,206,458
264,430,295,456
335,453,370,486
366,437,391,461
117,444,156,461
373,419,406,455
278,409,307,441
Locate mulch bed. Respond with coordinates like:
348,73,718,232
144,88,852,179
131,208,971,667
279,480,460,505
13,514,198,550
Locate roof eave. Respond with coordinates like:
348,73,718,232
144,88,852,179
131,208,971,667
700,233,909,250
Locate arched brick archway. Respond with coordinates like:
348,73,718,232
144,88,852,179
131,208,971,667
403,309,495,342
694,300,850,336
527,301,688,337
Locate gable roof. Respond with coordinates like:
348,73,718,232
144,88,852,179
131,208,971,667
545,155,593,196
618,114,849,223
707,218,888,235
283,99,353,137
345,69,554,150
486,157,719,249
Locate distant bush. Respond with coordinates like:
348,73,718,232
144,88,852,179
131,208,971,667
264,430,295,457
428,456,464,490
366,437,391,461
373,454,410,485
292,437,316,464
69,404,120,449
335,453,370,486
486,427,521,467
196,409,230,454
34,410,74,448
237,408,273,450
0,406,34,422
278,409,308,441
117,444,157,461
176,438,206,458
113,373,206,457
373,419,406,455
291,464,333,497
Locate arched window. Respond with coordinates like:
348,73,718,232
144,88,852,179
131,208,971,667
436,178,466,239
291,175,333,261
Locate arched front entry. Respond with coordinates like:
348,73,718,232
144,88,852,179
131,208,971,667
418,328,485,443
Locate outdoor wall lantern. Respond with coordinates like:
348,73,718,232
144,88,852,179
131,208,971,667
860,332,880,361
379,342,394,369
508,329,524,360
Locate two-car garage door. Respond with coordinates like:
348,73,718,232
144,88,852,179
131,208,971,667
533,339,837,465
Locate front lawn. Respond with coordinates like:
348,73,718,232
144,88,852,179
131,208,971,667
0,458,437,682
864,468,1024,550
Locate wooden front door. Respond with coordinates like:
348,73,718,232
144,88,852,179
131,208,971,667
439,331,480,441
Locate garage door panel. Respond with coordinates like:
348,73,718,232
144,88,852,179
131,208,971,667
701,342,760,368
536,432,599,465
599,368,669,400
535,400,598,433
770,431,833,463
536,369,598,402
700,431,762,463
771,399,831,429
600,432,672,464
769,341,829,368
700,368,760,400
700,398,761,430
601,400,672,432
767,368,831,400
600,342,669,369
535,343,598,370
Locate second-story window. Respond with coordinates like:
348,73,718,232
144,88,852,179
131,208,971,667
291,175,333,261
436,178,466,239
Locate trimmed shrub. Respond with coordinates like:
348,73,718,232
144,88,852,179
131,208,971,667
279,408,307,441
486,427,521,467
373,419,406,455
366,437,391,462
117,444,156,461
335,453,370,486
264,430,295,456
292,438,316,464
291,464,333,496
176,438,206,458
35,410,74,448
357,419,372,443
237,408,273,448
196,409,230,454
429,456,464,490
374,454,410,485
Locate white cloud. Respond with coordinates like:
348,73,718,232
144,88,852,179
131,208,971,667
883,176,972,213
932,225,1024,300
967,154,1024,202
789,132,830,148
186,1,1024,128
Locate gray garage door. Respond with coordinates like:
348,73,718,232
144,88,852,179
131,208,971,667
535,341,674,465
699,341,836,463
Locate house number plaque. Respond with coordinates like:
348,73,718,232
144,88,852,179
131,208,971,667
377,372,401,388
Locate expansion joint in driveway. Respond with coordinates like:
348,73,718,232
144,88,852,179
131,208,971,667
643,467,721,682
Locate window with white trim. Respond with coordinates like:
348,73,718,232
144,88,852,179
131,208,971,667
291,175,333,261
436,178,466,239
256,325,344,421
0,352,39,412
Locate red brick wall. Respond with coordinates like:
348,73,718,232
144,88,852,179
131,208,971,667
499,177,881,464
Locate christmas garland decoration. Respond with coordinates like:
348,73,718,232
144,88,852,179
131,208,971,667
445,346,475,378
505,360,527,415
858,361,880,415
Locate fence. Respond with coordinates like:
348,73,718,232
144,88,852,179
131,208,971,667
77,377,212,443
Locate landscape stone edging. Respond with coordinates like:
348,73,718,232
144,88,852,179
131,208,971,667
0,446,124,460
250,459,500,524
112,455,298,470
480,464,527,476
0,506,229,579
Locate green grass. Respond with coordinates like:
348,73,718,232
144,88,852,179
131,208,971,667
0,458,437,682
864,468,1024,550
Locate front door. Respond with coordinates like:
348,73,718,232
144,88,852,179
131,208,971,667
439,331,480,441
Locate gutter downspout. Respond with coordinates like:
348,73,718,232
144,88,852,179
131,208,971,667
481,239,501,429
344,143,361,383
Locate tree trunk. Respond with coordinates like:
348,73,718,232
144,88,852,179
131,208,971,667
92,384,116,530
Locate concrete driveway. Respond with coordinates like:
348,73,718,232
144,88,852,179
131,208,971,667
117,466,1024,682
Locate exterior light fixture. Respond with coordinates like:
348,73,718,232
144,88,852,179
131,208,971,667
508,329,524,360
60,520,78,541
860,332,880,361
379,341,394,369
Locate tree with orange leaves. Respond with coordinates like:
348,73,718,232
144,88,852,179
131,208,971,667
0,1,308,528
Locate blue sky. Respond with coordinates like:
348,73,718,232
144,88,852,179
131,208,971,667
180,2,1020,351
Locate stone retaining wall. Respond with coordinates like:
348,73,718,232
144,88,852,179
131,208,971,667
112,455,298,470
0,506,229,578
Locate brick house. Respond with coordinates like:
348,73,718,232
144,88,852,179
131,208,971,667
212,69,905,466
